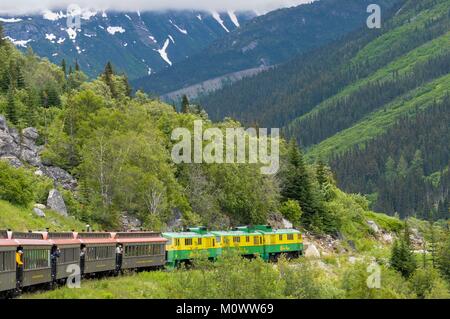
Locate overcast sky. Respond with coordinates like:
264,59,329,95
0,0,313,15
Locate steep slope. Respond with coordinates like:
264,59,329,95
132,0,398,98
198,0,450,219
1,9,254,79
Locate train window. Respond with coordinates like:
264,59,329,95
175,239,180,246
233,236,240,243
0,251,14,272
24,249,50,270
87,246,114,261
254,237,259,245
246,236,250,243
185,238,193,246
197,238,202,245
297,234,301,240
212,239,215,247
216,236,221,244
287,234,294,240
60,248,78,264
279,234,283,241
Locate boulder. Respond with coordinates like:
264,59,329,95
42,166,77,190
47,189,68,216
120,213,142,231
0,156,23,168
34,203,46,210
0,115,6,131
367,220,380,233
33,207,46,217
381,233,394,244
304,244,321,258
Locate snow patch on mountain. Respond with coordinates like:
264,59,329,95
45,33,56,42
227,11,240,27
107,26,126,35
125,14,132,21
66,27,77,40
43,10,65,21
168,35,175,44
211,12,229,32
169,20,188,35
0,17,22,23
81,9,97,20
57,37,66,44
156,38,172,66
4,36,31,47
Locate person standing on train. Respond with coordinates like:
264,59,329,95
16,247,24,290
50,245,61,281
115,244,123,274
80,245,87,276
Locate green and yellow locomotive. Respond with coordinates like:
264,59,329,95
163,225,303,266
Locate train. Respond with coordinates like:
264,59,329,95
0,225,303,297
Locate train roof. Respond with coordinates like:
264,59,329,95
162,232,214,238
210,230,261,236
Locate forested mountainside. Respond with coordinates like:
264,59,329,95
132,0,399,98
0,25,374,238
1,10,253,79
198,0,450,220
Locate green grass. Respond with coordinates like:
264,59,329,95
0,199,89,232
306,73,450,160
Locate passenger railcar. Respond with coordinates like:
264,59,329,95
114,232,166,270
76,232,116,275
0,230,16,296
12,231,52,289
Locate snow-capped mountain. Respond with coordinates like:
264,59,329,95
1,9,255,79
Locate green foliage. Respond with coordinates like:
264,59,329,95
437,230,450,282
390,222,417,278
279,200,302,225
408,267,450,299
181,94,189,113
0,161,34,206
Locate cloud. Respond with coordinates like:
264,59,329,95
0,0,312,15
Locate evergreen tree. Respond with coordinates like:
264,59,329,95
281,139,320,228
61,59,67,75
6,86,18,125
103,61,117,98
75,59,80,72
25,88,39,127
390,221,417,278
16,64,25,88
68,65,73,75
437,227,450,281
181,94,190,113
316,159,328,188
123,74,132,97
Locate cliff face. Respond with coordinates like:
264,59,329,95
0,114,76,190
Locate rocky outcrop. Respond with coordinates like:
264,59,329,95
0,115,77,191
33,207,46,218
304,244,321,258
120,213,142,231
47,189,68,216
268,212,293,229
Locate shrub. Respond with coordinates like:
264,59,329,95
279,200,302,225
0,161,34,206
